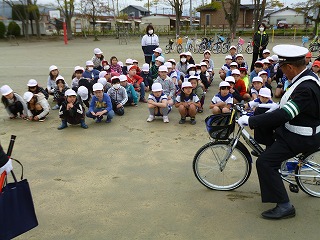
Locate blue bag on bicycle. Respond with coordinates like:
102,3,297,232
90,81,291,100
205,110,236,140
0,173,38,240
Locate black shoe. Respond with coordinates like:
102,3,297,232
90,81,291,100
261,205,295,220
179,118,186,124
190,118,196,125
251,150,259,157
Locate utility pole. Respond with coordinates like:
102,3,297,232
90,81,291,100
190,0,192,30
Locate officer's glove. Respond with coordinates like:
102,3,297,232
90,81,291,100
259,103,279,113
0,159,13,175
238,115,249,127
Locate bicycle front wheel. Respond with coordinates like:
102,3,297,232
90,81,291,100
295,149,320,197
237,44,243,54
193,141,252,191
177,44,183,54
165,44,171,54
245,45,253,54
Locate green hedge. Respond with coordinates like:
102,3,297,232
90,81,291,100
0,22,6,38
7,21,21,37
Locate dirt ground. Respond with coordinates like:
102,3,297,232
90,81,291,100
0,36,319,240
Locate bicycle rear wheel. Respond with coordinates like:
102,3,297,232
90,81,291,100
221,43,229,54
237,44,243,54
193,141,252,191
245,45,253,54
295,149,320,197
177,44,183,54
165,44,171,54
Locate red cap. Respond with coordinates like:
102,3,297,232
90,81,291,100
312,60,320,68
306,52,312,58
239,67,247,72
102,60,109,65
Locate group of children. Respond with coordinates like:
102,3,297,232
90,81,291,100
2,45,318,129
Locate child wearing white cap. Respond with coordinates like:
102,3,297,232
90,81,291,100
245,88,277,112
225,76,242,103
119,75,138,106
71,66,84,91
92,48,104,71
188,76,205,113
52,76,70,110
210,81,233,114
107,76,128,116
154,65,176,106
231,69,251,101
151,47,164,66
58,89,88,130
150,56,165,80
219,55,232,80
82,60,100,82
250,76,264,100
86,83,115,123
140,63,152,91
1,85,29,119
27,79,49,100
147,83,171,123
175,81,201,125
77,86,90,108
23,91,50,121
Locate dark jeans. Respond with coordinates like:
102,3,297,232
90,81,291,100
111,99,125,116
8,101,23,116
144,56,152,64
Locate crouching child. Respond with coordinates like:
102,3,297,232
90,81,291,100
107,76,128,116
58,89,88,130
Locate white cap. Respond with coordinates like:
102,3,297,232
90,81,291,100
27,79,38,87
142,63,149,72
55,76,65,83
259,88,271,98
187,64,196,70
99,71,107,79
225,55,232,60
263,49,270,54
94,48,103,54
65,89,77,96
86,60,94,66
267,56,274,62
164,62,172,69
231,69,240,75
236,54,244,59
117,61,123,67
155,56,165,63
111,76,120,81
185,51,192,56
132,59,138,63
158,65,168,72
167,58,176,64
180,52,187,56
49,65,58,72
181,81,192,88
77,86,88,100
271,55,279,62
273,44,309,62
225,76,235,83
219,81,230,88
0,85,13,96
204,50,211,55
252,76,263,83
92,83,104,91
151,82,163,92
230,62,238,66
125,58,133,65
98,78,108,87
23,92,33,102
127,65,136,71
262,59,270,64
229,45,237,50
153,47,162,53
188,75,198,81
200,62,207,66
119,75,127,82
258,70,268,76
74,66,84,72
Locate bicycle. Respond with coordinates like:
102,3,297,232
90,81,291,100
210,35,225,54
192,104,320,197
309,35,319,52
221,37,231,54
236,37,245,54
184,36,194,52
245,38,253,54
165,36,183,54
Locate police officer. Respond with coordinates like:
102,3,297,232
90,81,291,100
238,44,320,219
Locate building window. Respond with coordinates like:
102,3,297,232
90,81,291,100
205,14,210,26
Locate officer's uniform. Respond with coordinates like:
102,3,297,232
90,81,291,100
248,45,320,203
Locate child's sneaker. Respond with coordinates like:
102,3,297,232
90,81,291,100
105,118,111,123
179,118,186,124
190,118,196,125
147,115,154,122
95,117,102,123
163,116,169,123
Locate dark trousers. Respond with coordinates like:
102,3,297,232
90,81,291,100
250,48,265,72
111,99,124,116
8,101,23,116
256,136,296,203
253,107,275,146
144,56,152,64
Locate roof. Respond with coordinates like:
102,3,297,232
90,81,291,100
121,5,150,13
265,7,303,17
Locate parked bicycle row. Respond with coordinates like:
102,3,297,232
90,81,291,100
165,35,254,55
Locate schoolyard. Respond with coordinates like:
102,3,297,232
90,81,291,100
0,36,319,240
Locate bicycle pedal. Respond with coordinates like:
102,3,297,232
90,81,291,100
289,183,299,193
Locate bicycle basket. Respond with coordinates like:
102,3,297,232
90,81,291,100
205,110,236,140
169,39,174,44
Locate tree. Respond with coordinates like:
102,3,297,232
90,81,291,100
167,0,185,36
252,0,267,31
4,0,29,39
294,0,320,35
221,0,241,38
56,0,75,40
266,0,283,9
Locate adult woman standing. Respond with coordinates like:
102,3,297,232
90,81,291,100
250,23,269,72
141,24,159,64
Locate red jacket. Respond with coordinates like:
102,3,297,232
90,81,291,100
126,74,143,88
234,79,247,96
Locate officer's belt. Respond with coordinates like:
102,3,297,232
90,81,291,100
285,123,320,136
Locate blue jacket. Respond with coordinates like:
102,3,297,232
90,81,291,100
89,93,113,113
82,69,100,81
